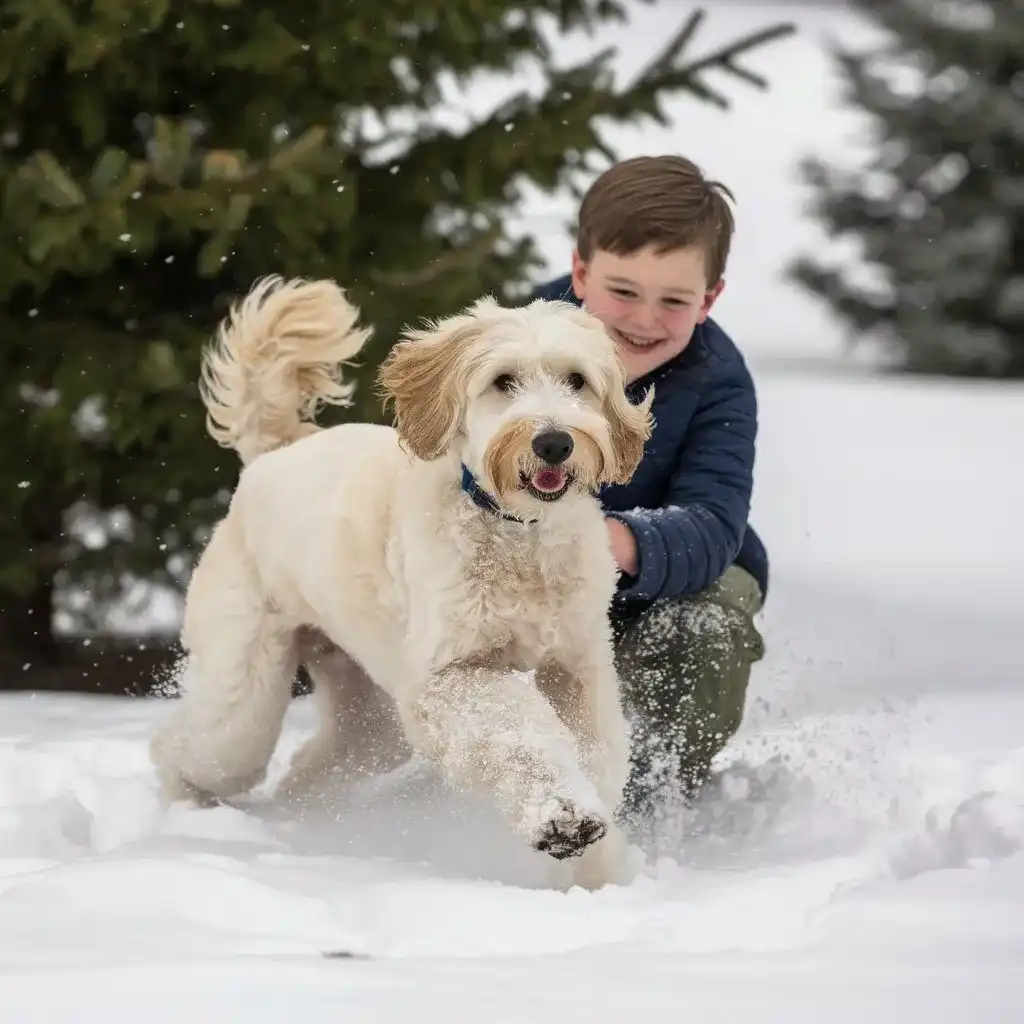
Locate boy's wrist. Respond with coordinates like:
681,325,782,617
605,516,638,577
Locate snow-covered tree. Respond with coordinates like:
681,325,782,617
790,0,1024,378
0,1,795,671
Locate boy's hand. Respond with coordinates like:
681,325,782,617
606,517,638,577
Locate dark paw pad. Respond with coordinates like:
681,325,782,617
532,803,608,860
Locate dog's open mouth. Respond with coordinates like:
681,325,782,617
521,467,571,501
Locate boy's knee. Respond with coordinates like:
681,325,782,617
693,566,765,660
612,569,766,737
615,577,765,669
679,598,763,667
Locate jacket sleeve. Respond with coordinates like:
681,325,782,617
606,361,757,603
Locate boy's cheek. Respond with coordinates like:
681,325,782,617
576,292,617,331
590,290,630,323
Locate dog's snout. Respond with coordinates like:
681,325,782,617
532,429,574,465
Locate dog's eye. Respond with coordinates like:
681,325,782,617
493,374,517,393
565,372,586,392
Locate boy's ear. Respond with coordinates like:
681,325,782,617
570,249,588,300
698,278,726,323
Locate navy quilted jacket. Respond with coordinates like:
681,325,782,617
529,273,769,606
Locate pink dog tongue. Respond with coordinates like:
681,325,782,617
532,468,566,492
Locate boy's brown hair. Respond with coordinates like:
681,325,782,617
575,155,736,286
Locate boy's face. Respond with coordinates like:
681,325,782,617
570,244,724,382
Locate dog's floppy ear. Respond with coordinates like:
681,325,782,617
561,305,655,486
602,381,655,485
377,314,480,461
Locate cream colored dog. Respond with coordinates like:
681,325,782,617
150,275,654,889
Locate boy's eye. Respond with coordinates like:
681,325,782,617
564,371,586,392
610,288,636,299
493,373,517,393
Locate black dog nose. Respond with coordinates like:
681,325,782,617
532,429,574,465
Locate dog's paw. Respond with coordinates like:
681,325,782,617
531,798,608,860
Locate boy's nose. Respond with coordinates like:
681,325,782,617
631,306,659,331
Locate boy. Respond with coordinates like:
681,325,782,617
529,155,769,819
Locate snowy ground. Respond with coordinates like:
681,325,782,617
2,369,1022,1020
3,2,1024,1020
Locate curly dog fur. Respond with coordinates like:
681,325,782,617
150,275,654,889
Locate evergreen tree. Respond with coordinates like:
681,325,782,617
790,0,1024,378
1,0,795,672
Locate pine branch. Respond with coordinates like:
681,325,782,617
630,9,703,84
788,257,896,337
349,8,800,303
789,0,1024,380
351,117,427,166
0,0,809,652
366,225,503,287
628,13,798,109
843,0,1024,77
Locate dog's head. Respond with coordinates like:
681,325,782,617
377,297,654,515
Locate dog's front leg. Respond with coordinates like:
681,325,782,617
537,646,634,889
397,648,611,862
537,647,630,809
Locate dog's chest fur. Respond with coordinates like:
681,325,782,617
446,505,613,665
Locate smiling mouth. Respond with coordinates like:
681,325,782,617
520,467,572,501
614,328,667,352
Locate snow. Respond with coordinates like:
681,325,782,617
4,364,1023,1018
3,2,1023,1020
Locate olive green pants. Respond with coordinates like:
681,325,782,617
610,565,765,817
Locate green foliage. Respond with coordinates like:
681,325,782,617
789,0,1024,378
0,0,795,654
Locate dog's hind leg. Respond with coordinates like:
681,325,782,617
277,639,410,802
150,518,298,805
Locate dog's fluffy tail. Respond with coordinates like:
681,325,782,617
200,275,372,465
